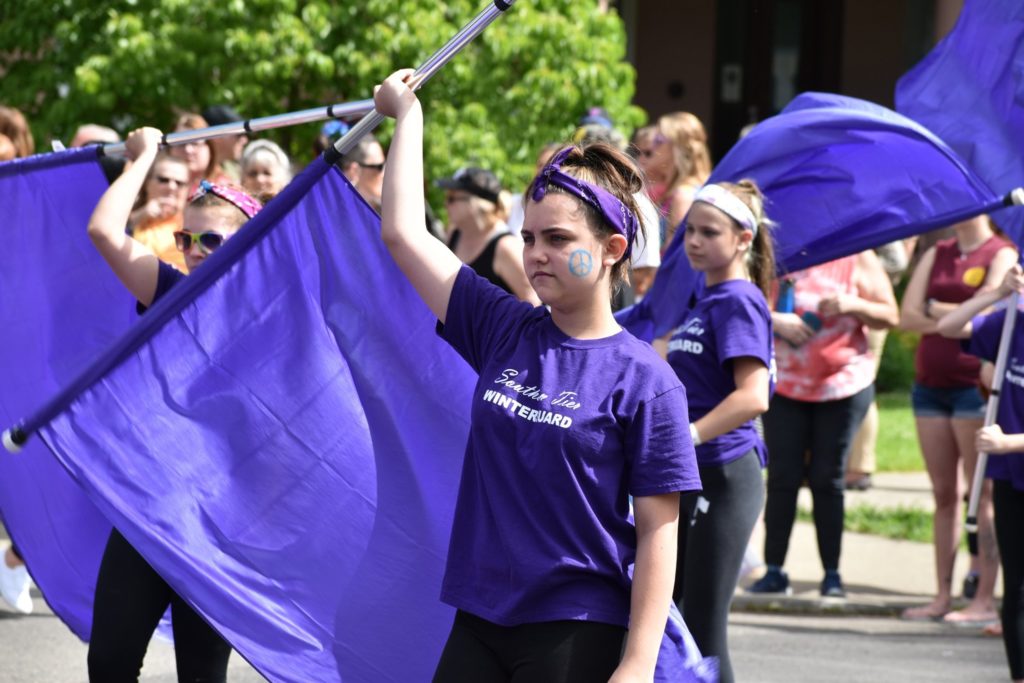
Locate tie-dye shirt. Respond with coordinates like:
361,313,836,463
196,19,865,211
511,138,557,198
774,256,875,402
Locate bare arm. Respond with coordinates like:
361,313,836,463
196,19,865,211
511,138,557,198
375,70,463,323
980,246,1019,293
819,250,898,329
492,235,541,306
899,246,938,333
667,186,694,230
936,264,1024,339
919,245,1018,321
772,311,815,346
692,357,769,443
87,127,163,306
976,424,1024,454
610,492,679,683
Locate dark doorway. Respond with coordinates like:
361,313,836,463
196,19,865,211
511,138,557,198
712,0,843,159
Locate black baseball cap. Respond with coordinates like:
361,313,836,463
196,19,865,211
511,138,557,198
201,105,244,127
435,167,502,204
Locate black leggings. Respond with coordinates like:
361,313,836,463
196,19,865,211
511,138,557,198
433,610,626,683
994,479,1024,680
88,529,232,683
763,385,874,570
674,449,764,683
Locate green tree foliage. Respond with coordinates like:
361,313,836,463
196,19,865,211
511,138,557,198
0,1,643,197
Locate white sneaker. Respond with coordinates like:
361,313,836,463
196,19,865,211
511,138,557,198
0,560,33,614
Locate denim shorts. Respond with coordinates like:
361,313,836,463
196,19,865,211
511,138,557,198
911,382,986,419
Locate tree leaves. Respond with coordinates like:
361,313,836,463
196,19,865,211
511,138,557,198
1,0,642,202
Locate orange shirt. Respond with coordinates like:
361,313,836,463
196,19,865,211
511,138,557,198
131,214,186,272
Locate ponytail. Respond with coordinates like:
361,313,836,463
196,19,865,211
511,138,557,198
717,179,776,298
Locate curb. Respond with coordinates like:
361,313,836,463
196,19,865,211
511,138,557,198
731,593,919,618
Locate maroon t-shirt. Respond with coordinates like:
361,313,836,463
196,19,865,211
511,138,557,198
915,235,1012,388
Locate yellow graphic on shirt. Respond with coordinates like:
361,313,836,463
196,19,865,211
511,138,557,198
963,266,986,288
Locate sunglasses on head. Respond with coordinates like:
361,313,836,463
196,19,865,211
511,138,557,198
173,230,225,253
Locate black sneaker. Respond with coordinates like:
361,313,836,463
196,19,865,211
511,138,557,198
962,572,979,600
821,573,846,598
747,568,792,595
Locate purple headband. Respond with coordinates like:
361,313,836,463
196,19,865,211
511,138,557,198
189,179,262,219
531,147,638,259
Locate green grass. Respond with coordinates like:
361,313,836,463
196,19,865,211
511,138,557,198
798,503,932,543
876,391,923,472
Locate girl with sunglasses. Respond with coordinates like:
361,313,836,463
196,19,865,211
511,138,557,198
374,69,700,683
634,113,712,253
437,167,540,306
127,153,191,271
663,180,776,683
85,126,261,682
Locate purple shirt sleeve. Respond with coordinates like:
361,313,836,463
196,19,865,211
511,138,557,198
136,261,187,315
716,292,773,369
438,265,537,373
963,308,1005,362
625,385,701,497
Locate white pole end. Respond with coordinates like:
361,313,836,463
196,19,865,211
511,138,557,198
2,429,23,454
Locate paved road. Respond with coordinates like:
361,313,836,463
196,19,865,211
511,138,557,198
1,592,1008,682
0,590,265,683
731,612,1007,682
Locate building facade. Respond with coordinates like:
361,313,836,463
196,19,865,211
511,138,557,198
618,0,964,158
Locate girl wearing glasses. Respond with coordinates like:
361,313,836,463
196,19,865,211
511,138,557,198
634,113,712,252
438,166,541,305
127,153,191,271
85,126,261,682
374,69,700,683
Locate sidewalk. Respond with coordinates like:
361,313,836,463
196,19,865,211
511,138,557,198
732,471,996,616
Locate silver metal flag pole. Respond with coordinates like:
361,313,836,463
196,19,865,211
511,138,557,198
98,0,519,158
964,186,1024,531
2,0,519,453
328,0,517,159
964,290,1019,532
100,99,375,157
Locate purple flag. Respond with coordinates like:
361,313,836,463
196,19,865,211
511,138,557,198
11,153,713,681
0,147,127,637
896,0,1024,247
617,92,1007,341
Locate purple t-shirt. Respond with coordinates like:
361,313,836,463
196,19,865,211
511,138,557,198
666,279,774,467
136,261,186,314
965,305,1024,492
438,266,700,627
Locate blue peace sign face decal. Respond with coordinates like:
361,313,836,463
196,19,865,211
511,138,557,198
568,249,594,277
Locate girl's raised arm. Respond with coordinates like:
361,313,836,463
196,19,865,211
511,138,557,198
937,264,1024,339
374,69,463,324
87,127,163,306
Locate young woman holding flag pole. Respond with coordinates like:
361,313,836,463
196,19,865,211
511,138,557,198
938,264,1024,683
374,67,701,682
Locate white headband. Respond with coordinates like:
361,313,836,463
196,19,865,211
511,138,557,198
693,183,759,237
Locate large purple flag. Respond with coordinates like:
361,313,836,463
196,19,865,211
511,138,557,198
896,0,1024,247
11,152,713,681
0,148,127,637
20,156,468,681
617,92,1008,341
